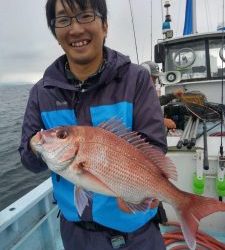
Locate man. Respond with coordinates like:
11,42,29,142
141,61,184,130
19,0,167,249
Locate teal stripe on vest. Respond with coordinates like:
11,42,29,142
90,101,157,232
41,109,76,129
90,101,133,127
52,172,80,221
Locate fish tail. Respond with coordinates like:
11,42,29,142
175,192,225,250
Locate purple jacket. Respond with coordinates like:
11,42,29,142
19,47,167,232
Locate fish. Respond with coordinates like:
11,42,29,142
30,120,225,250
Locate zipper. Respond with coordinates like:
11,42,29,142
72,90,82,123
78,80,85,88
72,80,88,123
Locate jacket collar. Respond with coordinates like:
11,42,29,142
43,47,131,92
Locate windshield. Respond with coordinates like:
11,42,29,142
165,40,207,80
209,39,225,78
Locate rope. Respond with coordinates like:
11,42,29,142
162,222,225,250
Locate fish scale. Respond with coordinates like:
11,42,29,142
81,135,165,202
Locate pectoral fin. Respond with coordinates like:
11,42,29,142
117,197,159,214
74,187,93,217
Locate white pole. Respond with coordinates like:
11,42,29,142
150,0,153,61
192,0,197,33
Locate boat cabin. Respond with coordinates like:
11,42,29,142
155,31,225,103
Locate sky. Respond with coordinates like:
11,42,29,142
0,0,224,84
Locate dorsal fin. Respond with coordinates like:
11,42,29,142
98,118,130,136
98,119,177,181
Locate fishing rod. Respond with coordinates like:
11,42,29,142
187,118,199,149
218,0,225,202
128,0,139,64
177,92,221,172
176,116,192,149
220,0,225,157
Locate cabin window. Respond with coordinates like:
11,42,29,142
165,40,207,81
209,39,225,78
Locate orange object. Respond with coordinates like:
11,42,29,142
162,222,225,250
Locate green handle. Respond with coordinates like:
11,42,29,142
216,178,225,197
192,174,205,195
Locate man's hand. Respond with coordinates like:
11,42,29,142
173,89,184,99
149,198,160,209
164,118,176,129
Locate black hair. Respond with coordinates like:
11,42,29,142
46,0,107,38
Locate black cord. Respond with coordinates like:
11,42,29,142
220,0,225,157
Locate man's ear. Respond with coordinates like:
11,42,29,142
103,21,108,35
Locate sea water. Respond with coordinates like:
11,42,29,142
0,84,50,211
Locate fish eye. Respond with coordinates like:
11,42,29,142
56,129,68,139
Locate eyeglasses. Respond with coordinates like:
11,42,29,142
51,11,102,28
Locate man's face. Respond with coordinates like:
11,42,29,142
54,0,108,67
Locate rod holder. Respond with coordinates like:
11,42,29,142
203,120,209,170
193,150,205,195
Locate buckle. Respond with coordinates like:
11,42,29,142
110,235,126,249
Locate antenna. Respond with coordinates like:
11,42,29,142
162,0,173,39
150,0,153,60
161,0,164,24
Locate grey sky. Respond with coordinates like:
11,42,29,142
0,0,224,84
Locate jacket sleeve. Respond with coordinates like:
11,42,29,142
133,69,167,153
18,83,48,173
159,93,176,106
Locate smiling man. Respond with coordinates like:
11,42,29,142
19,0,167,249
52,0,107,79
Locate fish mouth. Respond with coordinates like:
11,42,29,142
32,129,77,172
31,131,45,150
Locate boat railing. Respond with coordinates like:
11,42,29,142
0,178,62,250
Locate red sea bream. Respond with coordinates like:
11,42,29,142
30,121,225,250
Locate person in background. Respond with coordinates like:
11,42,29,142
141,61,184,130
19,0,167,249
